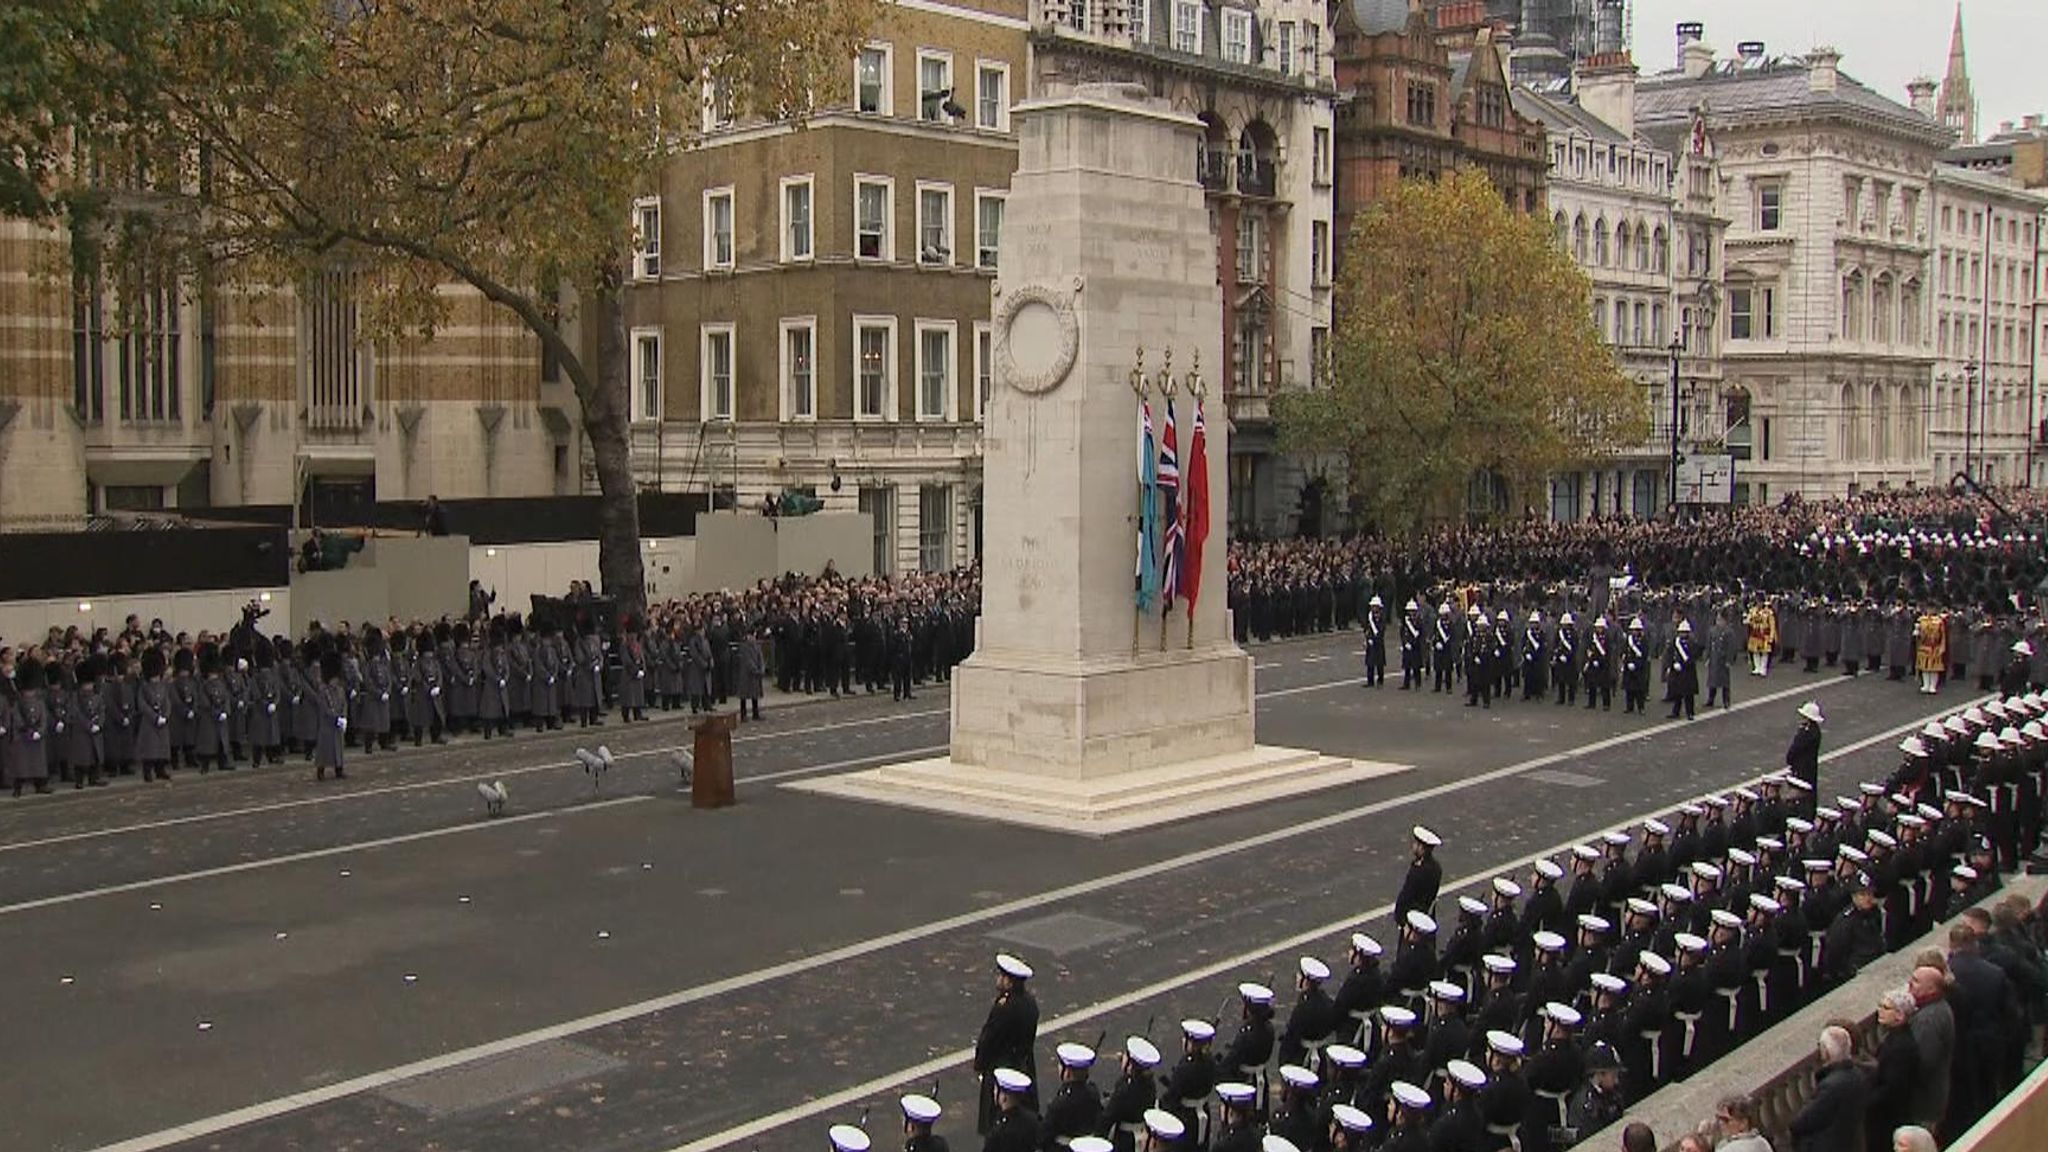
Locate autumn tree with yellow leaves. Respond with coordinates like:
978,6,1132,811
4,0,878,613
1277,168,1647,534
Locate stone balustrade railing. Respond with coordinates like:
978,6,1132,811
1568,874,2048,1152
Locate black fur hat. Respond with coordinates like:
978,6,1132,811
142,647,166,680
17,656,45,692
538,616,558,638
319,650,344,682
454,621,471,645
255,638,276,669
172,647,195,675
199,642,221,676
77,655,102,685
365,627,385,656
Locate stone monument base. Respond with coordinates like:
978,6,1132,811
783,746,1406,837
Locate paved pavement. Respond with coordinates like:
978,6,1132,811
0,634,1978,1152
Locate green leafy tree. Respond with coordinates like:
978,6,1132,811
3,0,877,614
1277,167,1647,533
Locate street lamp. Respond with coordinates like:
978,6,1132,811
1964,360,1980,483
1667,329,1686,517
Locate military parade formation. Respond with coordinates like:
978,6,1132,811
828,681,2048,1152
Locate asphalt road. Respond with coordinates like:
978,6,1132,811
0,634,1978,1152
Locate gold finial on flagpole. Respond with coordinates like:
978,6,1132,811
1187,349,1204,399
1156,349,1176,398
1130,346,1148,397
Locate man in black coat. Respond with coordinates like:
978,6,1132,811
1396,826,1445,924
1946,922,2017,1131
1786,1025,1867,1152
1786,702,1826,818
976,955,1041,1133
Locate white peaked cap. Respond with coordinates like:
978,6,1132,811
996,953,1034,980
830,1125,872,1152
901,1095,943,1124
993,1068,1032,1094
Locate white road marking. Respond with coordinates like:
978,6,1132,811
76,673,1899,1152
0,796,652,918
1302,654,1330,663
1254,662,1281,670
663,698,1973,1152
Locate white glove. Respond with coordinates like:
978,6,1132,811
155,716,168,728
29,730,42,742
337,717,348,731
430,686,441,697
636,670,645,679
380,692,390,702
90,724,101,735
266,703,276,714
186,710,196,720
55,721,66,734
218,713,228,724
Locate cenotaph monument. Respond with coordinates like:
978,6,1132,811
790,84,1404,834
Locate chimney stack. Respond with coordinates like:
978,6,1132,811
2024,114,2042,132
1806,46,1841,93
1736,41,1767,63
1678,23,1713,79
1576,53,1640,137
1907,78,1939,119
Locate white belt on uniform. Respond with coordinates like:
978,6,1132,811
1181,1096,1211,1146
1672,1010,1703,1057
1241,1063,1272,1113
1348,1008,1371,1048
1118,1122,1148,1136
1535,1088,1570,1128
1715,987,1742,1032
1778,946,1807,990
1751,970,1772,1016
1808,930,1826,973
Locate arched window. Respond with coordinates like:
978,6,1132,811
1840,383,1863,460
1592,296,1606,341
1554,211,1569,249
1614,223,1630,269
1593,218,1609,266
1872,274,1894,344
1869,383,1890,461
1635,222,1651,271
1573,214,1588,262
1652,225,1668,273
1841,271,1864,341
1900,279,1922,344
1614,299,1629,344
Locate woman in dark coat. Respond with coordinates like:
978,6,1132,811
133,647,174,780
9,656,54,795
313,650,349,781
1866,989,1920,1152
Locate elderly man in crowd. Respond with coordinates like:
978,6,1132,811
1788,1025,1867,1152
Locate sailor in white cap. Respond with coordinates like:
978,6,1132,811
1421,980,1471,1085
1620,616,1652,715
1527,1005,1583,1142
1383,1082,1434,1152
1367,1005,1426,1108
1438,1058,1491,1146
900,1094,945,1152
1071,1138,1112,1152
1278,959,1335,1070
1473,954,1520,1038
830,1123,873,1152
976,956,1041,1133
1483,876,1524,956
1326,1103,1373,1151
1209,1083,1260,1152
1525,931,1571,1011
1162,1020,1218,1146
1220,983,1277,1118
1140,1108,1184,1152
1564,845,1602,927
1399,598,1428,690
1395,827,1444,926
1477,1030,1528,1145
1554,611,1581,707
1787,702,1825,818
1389,910,1439,1006
1583,614,1616,712
1267,1065,1321,1150
1334,934,1385,1047
1103,1039,1163,1152
1525,858,1567,940
985,1069,1040,1152
1041,1043,1106,1150
1362,595,1388,689
1432,601,1457,694
1445,895,1489,994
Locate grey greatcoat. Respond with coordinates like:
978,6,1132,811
313,679,348,771
480,644,511,723
737,635,766,701
105,675,136,768
1839,611,1866,667
450,642,481,722
1706,621,1735,695
506,636,533,716
65,684,107,771
289,663,320,745
618,637,649,711
8,689,52,782
654,632,684,700
195,676,233,759
359,652,394,737
224,665,251,750
1802,610,1826,660
570,634,605,711
250,665,284,749
1885,611,1914,671
170,672,199,750
685,631,712,700
406,649,446,730
133,678,173,763
532,638,563,719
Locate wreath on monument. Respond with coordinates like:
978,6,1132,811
993,279,1082,396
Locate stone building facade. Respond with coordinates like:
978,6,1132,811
1028,0,1339,539
0,216,558,532
617,0,1030,575
1927,164,2047,488
1638,36,1950,501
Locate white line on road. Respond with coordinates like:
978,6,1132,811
77,672,1882,1152
1302,654,1330,663
0,795,653,918
663,698,1974,1152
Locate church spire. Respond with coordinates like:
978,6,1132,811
1938,2,1977,142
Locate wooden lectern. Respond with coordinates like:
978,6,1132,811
691,712,738,809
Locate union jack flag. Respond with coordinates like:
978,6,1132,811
1160,397,1183,613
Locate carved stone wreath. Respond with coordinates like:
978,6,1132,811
994,280,1081,396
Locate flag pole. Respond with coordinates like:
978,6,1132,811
1158,357,1177,654
1131,348,1148,656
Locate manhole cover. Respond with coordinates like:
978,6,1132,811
1525,769,1605,788
990,912,1141,956
377,1041,624,1118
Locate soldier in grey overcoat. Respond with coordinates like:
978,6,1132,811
736,624,766,721
506,619,534,723
8,657,54,795
1884,607,1914,681
570,618,605,726
195,644,234,772
479,621,512,737
1704,610,1735,709
531,620,564,729
170,647,200,767
250,639,284,764
1800,606,1826,673
1838,605,1865,676
405,629,448,745
449,622,481,734
313,650,349,781
358,629,395,754
105,655,137,775
133,647,174,780
685,623,713,713
617,619,649,722
65,657,109,788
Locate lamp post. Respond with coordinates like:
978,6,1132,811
1668,330,1686,517
1965,359,1980,483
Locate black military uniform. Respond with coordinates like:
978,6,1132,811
975,957,1041,1133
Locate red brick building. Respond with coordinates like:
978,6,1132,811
1329,0,1547,265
